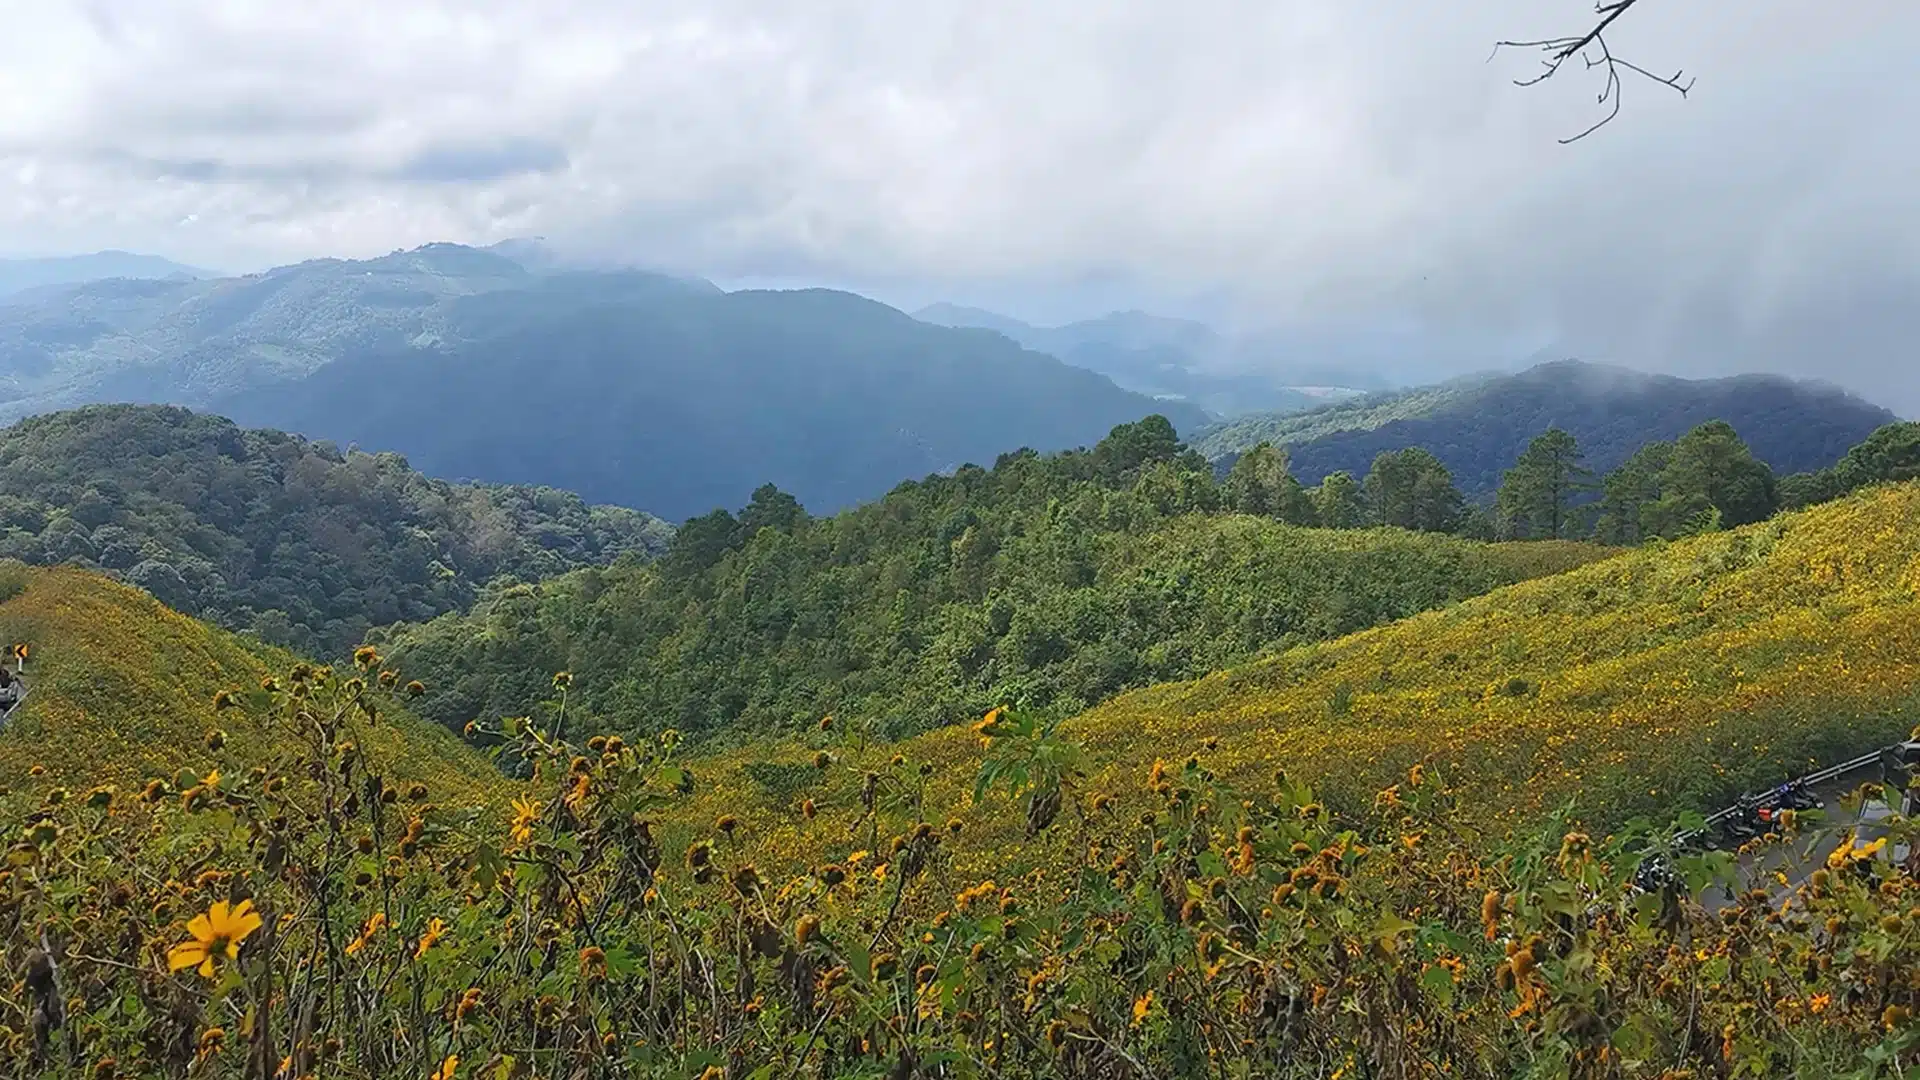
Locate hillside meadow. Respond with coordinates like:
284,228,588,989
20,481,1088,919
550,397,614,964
660,480,1920,884
0,562,503,805
3,488,1920,1076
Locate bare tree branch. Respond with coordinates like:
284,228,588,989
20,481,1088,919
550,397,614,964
1492,0,1695,143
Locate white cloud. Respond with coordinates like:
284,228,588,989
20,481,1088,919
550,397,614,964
0,0,1915,410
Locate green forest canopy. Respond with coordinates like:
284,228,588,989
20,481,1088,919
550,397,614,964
0,404,672,656
383,417,1610,747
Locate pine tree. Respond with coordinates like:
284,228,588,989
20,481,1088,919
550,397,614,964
1659,421,1776,530
1495,428,1596,539
1363,449,1465,533
1592,442,1672,544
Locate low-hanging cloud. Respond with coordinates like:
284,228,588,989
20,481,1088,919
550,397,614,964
0,0,1914,412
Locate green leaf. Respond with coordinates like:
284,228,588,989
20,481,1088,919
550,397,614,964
1372,912,1418,952
472,842,504,891
1419,962,1455,1006
603,945,640,977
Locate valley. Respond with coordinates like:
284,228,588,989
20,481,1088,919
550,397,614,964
1,253,1917,1080
7,2,1919,1071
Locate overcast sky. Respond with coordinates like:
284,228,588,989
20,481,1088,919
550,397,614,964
2,1,1915,412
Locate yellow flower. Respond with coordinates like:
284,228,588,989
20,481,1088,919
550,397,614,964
846,850,869,867
346,912,388,956
510,797,541,845
1828,832,1888,868
1131,991,1154,1027
430,1053,458,1080
415,917,446,959
167,899,263,978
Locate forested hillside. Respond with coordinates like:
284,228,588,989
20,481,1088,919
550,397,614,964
1197,360,1895,492
384,417,1608,743
669,474,1920,864
3,431,1918,1080
220,282,1208,519
0,405,670,655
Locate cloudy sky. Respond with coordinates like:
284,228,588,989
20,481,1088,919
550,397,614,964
2,1,1916,411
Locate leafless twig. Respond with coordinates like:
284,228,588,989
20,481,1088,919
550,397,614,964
1492,0,1695,143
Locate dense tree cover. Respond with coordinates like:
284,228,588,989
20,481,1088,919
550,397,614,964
0,405,671,656
1330,418,1909,548
1360,447,1467,533
1588,421,1779,543
1197,359,1894,495
1777,420,1920,509
218,276,1207,520
383,418,1607,746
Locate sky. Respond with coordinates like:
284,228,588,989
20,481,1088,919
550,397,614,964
1,0,1916,412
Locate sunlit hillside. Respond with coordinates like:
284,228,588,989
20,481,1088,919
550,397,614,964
667,480,1920,880
0,562,502,803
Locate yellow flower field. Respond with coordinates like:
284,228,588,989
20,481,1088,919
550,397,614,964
0,563,503,806
668,481,1920,881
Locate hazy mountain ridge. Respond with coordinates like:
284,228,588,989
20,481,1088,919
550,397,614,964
913,302,1365,416
1197,360,1897,493
212,281,1207,520
0,243,556,420
0,250,217,299
0,245,1200,520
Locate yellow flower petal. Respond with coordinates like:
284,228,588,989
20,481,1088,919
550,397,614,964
168,942,208,972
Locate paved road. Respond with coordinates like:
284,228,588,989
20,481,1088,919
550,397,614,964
1699,778,1900,913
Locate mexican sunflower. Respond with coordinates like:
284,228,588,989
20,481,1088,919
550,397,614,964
510,797,541,845
168,899,263,977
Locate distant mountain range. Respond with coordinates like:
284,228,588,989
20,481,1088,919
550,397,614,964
0,244,1202,520
0,251,216,298
912,302,1373,417
214,273,1208,520
1195,360,1898,494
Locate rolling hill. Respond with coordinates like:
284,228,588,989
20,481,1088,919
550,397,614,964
383,417,1612,746
1195,360,1898,494
661,476,1920,885
0,562,502,801
0,404,671,656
